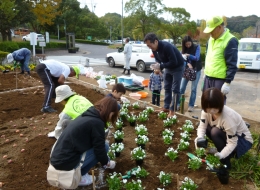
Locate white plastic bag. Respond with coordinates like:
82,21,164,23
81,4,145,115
130,73,144,85
98,75,107,89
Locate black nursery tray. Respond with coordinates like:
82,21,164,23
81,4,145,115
125,84,145,92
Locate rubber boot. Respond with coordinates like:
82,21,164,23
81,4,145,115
27,71,30,75
122,68,126,74
126,69,130,75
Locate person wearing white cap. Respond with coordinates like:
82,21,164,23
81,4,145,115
202,16,238,104
48,85,93,139
6,48,31,75
35,59,80,113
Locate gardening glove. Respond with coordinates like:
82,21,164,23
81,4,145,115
107,160,116,169
221,83,230,95
182,54,187,61
194,137,201,149
150,62,160,70
214,152,224,159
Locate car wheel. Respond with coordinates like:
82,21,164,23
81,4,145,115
137,60,146,72
108,57,115,67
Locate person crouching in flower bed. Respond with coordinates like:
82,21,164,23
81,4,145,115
195,87,253,169
50,97,118,186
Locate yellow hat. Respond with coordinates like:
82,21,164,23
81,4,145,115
203,16,224,33
72,66,80,79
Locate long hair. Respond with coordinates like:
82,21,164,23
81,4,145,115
94,97,119,125
181,35,194,54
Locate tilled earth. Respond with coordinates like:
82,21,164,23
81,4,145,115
0,71,258,190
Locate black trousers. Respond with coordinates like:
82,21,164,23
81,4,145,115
152,90,160,106
36,64,59,108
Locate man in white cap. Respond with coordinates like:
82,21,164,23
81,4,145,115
36,59,80,113
7,48,31,75
48,85,93,139
202,16,238,103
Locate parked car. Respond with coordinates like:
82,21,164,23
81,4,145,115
22,33,45,42
237,38,260,71
106,44,155,72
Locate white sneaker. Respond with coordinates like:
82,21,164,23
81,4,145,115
78,173,96,186
188,107,194,112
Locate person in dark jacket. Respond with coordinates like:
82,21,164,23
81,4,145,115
50,97,118,186
144,33,184,117
7,48,31,75
177,36,202,112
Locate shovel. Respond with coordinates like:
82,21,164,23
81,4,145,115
186,153,214,169
121,167,139,179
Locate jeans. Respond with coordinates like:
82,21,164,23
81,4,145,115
163,67,183,111
178,70,201,107
152,90,160,106
80,143,109,175
20,52,31,72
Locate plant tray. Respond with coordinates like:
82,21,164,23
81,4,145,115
125,85,145,92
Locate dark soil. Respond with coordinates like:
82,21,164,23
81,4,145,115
0,71,257,190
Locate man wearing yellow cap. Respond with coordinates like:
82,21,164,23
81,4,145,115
35,59,80,113
202,16,238,103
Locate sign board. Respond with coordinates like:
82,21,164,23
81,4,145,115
30,32,37,46
45,32,49,43
39,42,46,47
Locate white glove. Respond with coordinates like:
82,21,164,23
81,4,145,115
182,54,187,60
150,62,160,70
221,83,230,95
106,160,116,169
214,152,223,159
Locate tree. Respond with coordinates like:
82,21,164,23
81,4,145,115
0,0,17,41
30,0,62,33
158,7,197,44
99,13,122,40
125,0,164,39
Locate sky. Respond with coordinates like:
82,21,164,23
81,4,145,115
78,0,260,21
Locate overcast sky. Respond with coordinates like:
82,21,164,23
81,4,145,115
78,0,260,21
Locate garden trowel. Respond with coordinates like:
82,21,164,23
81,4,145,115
121,167,139,179
186,152,214,169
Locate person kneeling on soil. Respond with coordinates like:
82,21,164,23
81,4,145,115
36,59,80,113
195,87,253,169
7,48,31,75
50,97,118,186
106,83,126,110
48,85,93,139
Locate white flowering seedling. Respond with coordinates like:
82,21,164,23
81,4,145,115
158,171,172,187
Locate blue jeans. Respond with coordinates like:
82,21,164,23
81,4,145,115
163,67,183,111
20,51,31,72
178,70,201,107
80,143,109,175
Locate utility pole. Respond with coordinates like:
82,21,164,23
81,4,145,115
121,0,124,45
110,26,112,42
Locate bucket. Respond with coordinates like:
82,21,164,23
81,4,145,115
117,77,125,83
124,77,133,86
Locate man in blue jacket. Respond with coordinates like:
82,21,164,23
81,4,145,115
144,33,184,117
7,48,31,75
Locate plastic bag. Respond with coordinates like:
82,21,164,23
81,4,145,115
130,73,144,85
98,75,107,89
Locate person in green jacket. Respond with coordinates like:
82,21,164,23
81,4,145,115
203,16,238,104
48,85,93,139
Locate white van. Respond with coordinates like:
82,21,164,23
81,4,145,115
237,38,260,70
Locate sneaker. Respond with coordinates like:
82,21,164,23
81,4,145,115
188,107,194,112
41,107,57,113
19,71,24,74
78,173,96,186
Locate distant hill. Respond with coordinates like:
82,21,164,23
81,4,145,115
227,15,260,34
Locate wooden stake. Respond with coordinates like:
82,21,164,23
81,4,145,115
92,170,96,190
176,174,179,190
